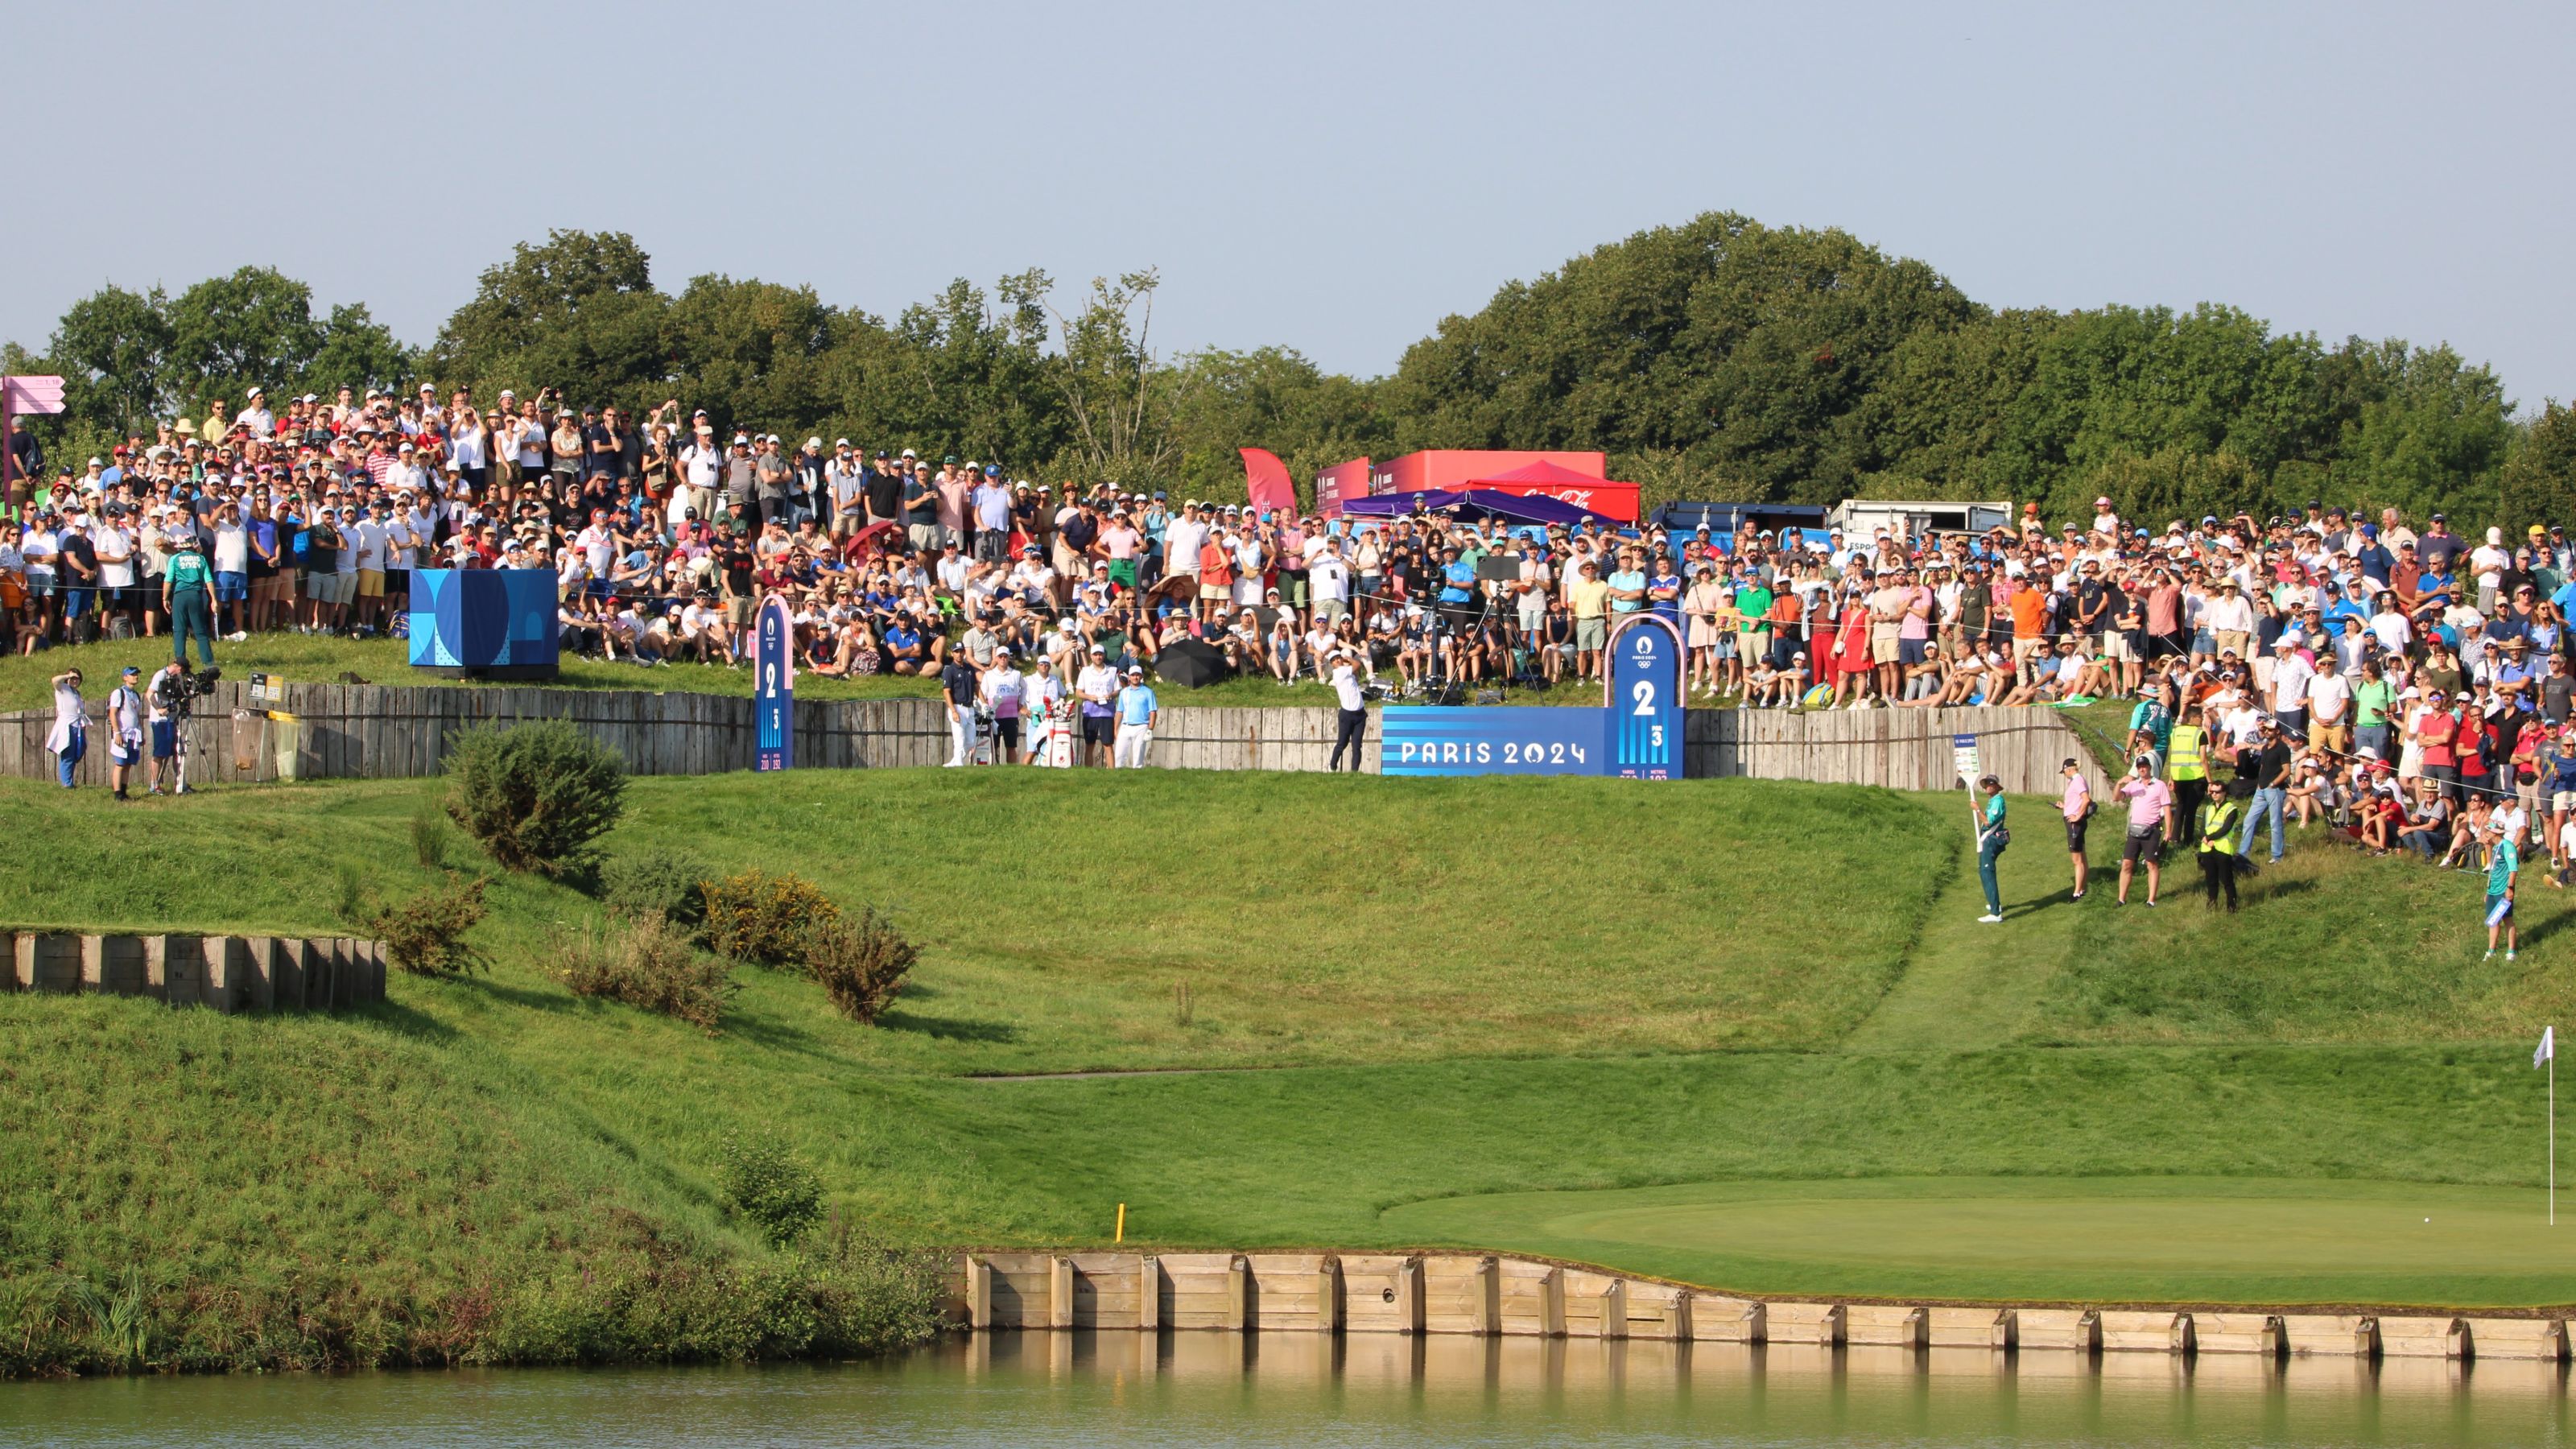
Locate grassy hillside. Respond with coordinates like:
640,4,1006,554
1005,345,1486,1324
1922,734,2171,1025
2,767,2566,1373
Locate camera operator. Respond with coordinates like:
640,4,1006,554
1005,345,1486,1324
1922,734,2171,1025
163,526,219,668
146,659,191,795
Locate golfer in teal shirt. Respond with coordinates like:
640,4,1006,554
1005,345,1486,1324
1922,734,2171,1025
1113,667,1158,769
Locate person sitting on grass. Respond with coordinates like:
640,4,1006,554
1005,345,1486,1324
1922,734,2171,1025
2398,778,2454,861
2357,770,2406,855
2439,796,2493,871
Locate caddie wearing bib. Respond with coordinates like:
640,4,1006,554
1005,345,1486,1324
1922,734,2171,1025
163,529,219,667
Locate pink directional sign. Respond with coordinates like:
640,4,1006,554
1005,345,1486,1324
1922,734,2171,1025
2,376,65,415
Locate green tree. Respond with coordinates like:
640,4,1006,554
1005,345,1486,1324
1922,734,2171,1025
1161,345,1390,505
2500,402,2576,533
2317,338,2512,523
1047,268,1174,485
303,303,415,399
431,230,671,411
162,266,326,408
664,275,838,440
47,284,173,436
1383,212,1981,502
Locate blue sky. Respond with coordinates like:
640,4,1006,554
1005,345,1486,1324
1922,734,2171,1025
11,0,2571,404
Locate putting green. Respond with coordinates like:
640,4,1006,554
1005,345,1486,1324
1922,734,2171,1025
1379,1176,2576,1307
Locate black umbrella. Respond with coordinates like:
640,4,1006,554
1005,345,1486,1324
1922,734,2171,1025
1156,637,1232,689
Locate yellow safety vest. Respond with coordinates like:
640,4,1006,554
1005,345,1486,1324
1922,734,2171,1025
2168,723,2207,781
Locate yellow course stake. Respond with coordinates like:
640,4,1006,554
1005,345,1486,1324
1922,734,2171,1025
1115,1203,1126,1244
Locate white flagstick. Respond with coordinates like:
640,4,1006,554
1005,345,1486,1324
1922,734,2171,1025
2541,1027,2558,1225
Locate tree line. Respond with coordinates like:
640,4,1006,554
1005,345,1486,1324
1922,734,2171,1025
12,214,2575,528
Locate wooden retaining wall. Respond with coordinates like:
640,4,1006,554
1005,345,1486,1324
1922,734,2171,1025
948,1252,2565,1363
0,683,2099,795
0,931,386,1011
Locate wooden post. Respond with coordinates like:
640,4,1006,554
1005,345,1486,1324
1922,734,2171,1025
1047,1256,1074,1331
200,936,238,1013
240,937,276,1013
1540,1265,1565,1337
77,934,105,993
1601,1278,1628,1340
1316,1256,1341,1334
1137,1256,1160,1331
966,1257,992,1330
1226,1254,1249,1331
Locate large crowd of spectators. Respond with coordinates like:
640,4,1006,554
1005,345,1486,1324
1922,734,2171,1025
6,390,2575,882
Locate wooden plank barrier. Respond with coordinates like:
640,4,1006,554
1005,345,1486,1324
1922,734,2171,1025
2098,1310,2191,1354
1928,1307,2014,1349
1244,1253,1338,1333
1845,1304,1928,1348
2462,1318,2568,1361
940,1253,2552,1367
1690,1295,1765,1344
0,686,2096,791
1340,1255,1422,1335
1420,1255,1498,1335
0,932,378,1010
1766,1302,1844,1348
1159,1253,1248,1331
2281,1313,2376,1356
2015,1308,2100,1352
1495,1260,1563,1337
2378,1315,2467,1359
2193,1313,2282,1356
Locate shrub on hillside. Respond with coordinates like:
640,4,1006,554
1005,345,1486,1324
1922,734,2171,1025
442,720,627,879
716,1133,824,1245
557,916,737,1031
700,869,840,966
368,873,489,976
804,909,917,1026
601,851,714,929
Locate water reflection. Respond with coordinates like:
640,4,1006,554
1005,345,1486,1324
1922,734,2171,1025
6,1332,2569,1447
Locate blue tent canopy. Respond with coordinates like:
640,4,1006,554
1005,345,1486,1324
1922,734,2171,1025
1340,489,1620,527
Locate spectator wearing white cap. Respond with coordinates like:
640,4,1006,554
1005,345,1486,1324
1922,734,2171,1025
1113,665,1158,768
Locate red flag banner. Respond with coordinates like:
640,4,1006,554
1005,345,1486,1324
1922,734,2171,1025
1241,448,1298,518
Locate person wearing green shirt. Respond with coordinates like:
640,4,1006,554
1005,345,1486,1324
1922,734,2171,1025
1974,775,2009,923
2485,819,2520,960
162,530,218,668
1734,578,1775,671
2352,656,2396,762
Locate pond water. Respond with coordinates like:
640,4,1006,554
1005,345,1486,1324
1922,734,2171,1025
6,1332,2570,1447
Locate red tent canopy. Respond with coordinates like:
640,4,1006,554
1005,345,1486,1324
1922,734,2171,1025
1467,459,1608,488
1465,459,1641,523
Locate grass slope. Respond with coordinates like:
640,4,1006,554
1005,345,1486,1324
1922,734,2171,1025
3,767,2569,1373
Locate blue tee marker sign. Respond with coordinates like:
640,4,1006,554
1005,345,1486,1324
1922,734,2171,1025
1606,614,1685,779
755,594,794,771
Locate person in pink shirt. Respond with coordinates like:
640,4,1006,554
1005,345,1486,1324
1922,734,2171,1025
2059,756,2094,901
2115,754,2178,906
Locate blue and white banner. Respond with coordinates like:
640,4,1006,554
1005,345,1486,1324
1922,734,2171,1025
1379,707,1604,777
1607,615,1684,780
755,594,794,771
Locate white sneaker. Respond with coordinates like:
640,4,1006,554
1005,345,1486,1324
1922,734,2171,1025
1976,912,2004,923
226,631,248,642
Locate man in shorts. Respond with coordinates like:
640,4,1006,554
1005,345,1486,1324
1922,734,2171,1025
1075,645,1120,767
1567,559,1610,680
2059,756,2093,901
